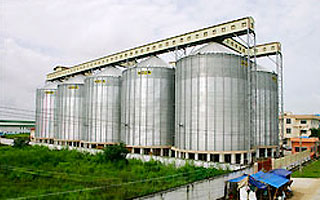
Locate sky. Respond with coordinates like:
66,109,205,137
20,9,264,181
0,0,319,120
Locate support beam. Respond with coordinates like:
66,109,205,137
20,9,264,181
219,154,225,163
194,153,199,161
231,154,236,164
240,153,244,165
221,39,281,58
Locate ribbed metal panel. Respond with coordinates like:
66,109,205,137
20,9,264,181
54,76,85,141
121,57,175,147
175,53,249,151
35,82,57,139
255,71,278,146
83,67,121,143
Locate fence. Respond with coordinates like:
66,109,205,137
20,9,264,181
272,150,311,170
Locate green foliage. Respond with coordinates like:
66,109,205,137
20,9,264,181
100,142,129,162
13,137,29,148
309,128,320,139
3,133,30,139
0,145,228,199
292,159,320,178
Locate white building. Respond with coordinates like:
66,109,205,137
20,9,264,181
280,112,320,147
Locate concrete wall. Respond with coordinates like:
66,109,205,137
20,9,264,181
0,138,14,146
134,167,253,200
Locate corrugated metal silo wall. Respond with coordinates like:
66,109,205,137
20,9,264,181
121,67,175,146
54,83,84,141
175,53,249,151
83,76,121,143
255,71,279,147
35,88,56,139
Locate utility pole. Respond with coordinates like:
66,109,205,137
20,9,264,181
299,125,303,172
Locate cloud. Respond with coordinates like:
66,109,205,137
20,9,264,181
1,0,320,120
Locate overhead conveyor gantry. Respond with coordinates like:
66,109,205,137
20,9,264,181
46,17,256,81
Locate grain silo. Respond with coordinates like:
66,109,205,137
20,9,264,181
174,42,250,164
54,75,85,147
83,67,122,148
35,81,58,144
121,56,174,156
255,70,279,157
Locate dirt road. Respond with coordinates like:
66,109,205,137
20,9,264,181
291,178,320,200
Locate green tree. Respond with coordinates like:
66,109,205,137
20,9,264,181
13,137,29,148
102,142,129,162
309,128,320,139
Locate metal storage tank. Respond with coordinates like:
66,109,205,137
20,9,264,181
121,56,175,147
35,81,58,142
175,42,249,152
54,75,85,143
255,70,279,147
83,67,122,144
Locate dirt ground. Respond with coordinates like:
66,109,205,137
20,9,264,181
291,178,320,200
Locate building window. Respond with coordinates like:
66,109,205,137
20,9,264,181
286,128,291,134
286,118,291,124
301,130,307,134
295,147,307,152
301,120,307,124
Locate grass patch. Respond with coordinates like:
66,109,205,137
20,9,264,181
292,159,320,178
0,145,228,199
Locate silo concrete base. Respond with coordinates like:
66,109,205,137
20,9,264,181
255,146,278,159
80,141,118,149
127,145,172,157
171,147,256,165
53,139,80,147
34,137,54,144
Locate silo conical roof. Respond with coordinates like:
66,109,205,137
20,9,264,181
257,64,275,73
136,56,170,68
64,75,85,84
42,81,59,89
94,67,122,77
193,42,238,55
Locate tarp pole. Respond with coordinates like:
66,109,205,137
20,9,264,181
273,188,278,200
268,186,272,200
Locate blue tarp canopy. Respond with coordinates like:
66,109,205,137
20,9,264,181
269,169,292,178
228,174,267,190
228,174,248,183
251,171,289,188
248,176,267,190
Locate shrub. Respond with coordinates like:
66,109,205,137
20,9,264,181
13,138,29,148
101,143,129,162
